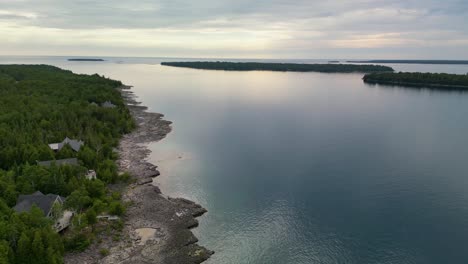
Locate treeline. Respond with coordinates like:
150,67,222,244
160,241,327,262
363,72,468,89
348,60,468,65
0,65,135,263
161,61,394,73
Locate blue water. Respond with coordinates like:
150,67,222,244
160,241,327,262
3,56,468,263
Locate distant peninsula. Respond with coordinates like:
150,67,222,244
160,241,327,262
68,58,105,61
161,61,394,73
348,60,468,65
363,72,468,90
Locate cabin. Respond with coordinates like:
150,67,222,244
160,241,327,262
37,158,79,167
48,137,84,152
101,101,116,108
13,191,73,232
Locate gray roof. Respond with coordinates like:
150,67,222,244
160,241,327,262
49,137,84,152
37,158,79,167
101,101,116,108
14,191,65,216
60,137,84,152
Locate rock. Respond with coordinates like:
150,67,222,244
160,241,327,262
153,185,162,194
137,178,153,185
143,169,160,178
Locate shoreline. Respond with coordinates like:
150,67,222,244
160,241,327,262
363,79,468,90
65,86,213,263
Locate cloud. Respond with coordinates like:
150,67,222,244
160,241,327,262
0,0,467,58
0,9,38,19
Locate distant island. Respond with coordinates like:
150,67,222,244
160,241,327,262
161,61,394,73
348,60,468,65
363,72,468,89
68,58,105,61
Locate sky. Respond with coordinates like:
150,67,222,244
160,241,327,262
0,0,467,59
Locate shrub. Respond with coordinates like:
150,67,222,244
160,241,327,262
99,248,110,256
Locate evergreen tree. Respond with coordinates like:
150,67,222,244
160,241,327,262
31,231,45,264
16,233,31,264
0,240,12,264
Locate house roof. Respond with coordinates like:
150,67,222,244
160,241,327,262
60,137,84,152
14,191,65,216
49,137,84,152
48,143,60,150
37,158,79,167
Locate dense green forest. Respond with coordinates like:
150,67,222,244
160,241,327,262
161,61,394,73
0,65,134,263
363,72,468,89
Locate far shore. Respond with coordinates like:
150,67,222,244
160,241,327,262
363,72,468,90
363,79,468,90
348,59,468,65
68,58,105,61
161,61,394,73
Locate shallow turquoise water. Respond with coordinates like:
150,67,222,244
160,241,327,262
3,56,468,263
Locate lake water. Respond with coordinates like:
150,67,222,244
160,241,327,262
3,56,468,264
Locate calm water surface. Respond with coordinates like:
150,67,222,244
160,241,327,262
3,57,468,263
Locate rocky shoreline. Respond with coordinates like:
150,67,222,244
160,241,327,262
65,86,213,264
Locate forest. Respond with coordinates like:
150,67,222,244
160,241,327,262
161,61,394,73
0,65,134,263
348,60,468,65
363,72,468,89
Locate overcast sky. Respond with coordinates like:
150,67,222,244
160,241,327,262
1,0,467,59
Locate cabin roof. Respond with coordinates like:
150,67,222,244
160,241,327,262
14,191,65,216
49,137,84,152
61,137,84,152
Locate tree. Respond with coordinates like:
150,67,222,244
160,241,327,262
85,180,105,199
56,145,75,160
31,231,45,264
109,201,125,216
85,209,97,227
49,202,63,223
0,240,12,264
77,146,96,169
64,190,91,213
16,233,31,264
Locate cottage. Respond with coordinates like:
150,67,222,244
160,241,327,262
101,101,116,108
13,191,72,232
37,158,79,167
48,137,84,152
